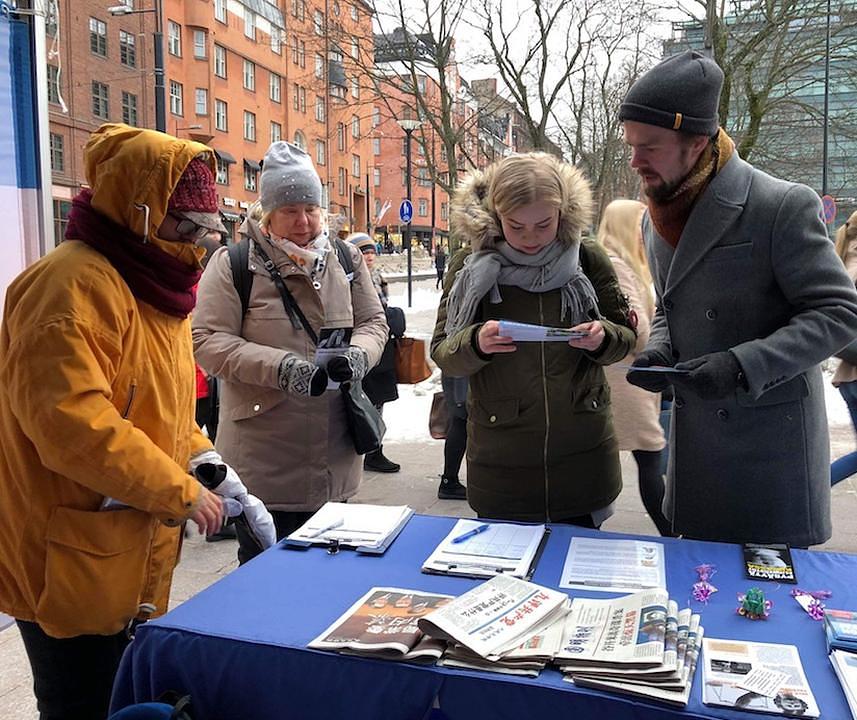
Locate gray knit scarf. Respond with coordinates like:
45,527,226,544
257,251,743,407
444,239,600,335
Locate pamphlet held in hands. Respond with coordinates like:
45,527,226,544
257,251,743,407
421,519,548,580
314,327,352,389
284,502,413,554
497,320,589,342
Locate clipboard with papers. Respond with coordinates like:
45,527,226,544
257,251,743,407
421,519,550,580
284,502,414,555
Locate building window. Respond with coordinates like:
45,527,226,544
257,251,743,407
351,154,360,178
269,73,281,102
271,121,282,143
351,39,358,59
291,38,306,67
53,199,72,245
373,168,380,187
193,30,206,58
315,96,325,122
215,99,227,131
315,140,326,165
292,84,306,113
168,21,181,56
91,81,109,118
271,27,282,54
89,18,107,57
330,84,345,101
351,114,360,139
314,53,324,79
122,91,138,125
372,138,380,155
215,157,229,184
214,0,227,22
401,168,407,186
291,0,305,21
441,202,448,220
244,111,256,141
418,198,428,216
350,77,359,99
214,45,226,78
338,167,347,196
47,65,60,104
351,4,358,21
195,88,208,115
119,30,136,67
418,167,431,187
244,8,256,39
337,122,345,151
402,138,408,156
294,130,306,150
169,80,183,115
417,75,427,94
243,60,255,91
313,10,324,35
49,133,64,172
244,164,257,191
372,107,380,127
330,44,342,63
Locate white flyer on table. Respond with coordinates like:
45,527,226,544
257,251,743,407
559,537,666,592
497,320,588,342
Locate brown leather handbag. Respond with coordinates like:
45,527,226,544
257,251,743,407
394,337,432,384
429,392,448,439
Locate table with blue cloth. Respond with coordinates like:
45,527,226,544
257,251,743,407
110,515,855,719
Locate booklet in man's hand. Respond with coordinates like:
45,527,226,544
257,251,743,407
742,543,796,584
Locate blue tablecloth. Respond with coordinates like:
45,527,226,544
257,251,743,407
110,515,855,719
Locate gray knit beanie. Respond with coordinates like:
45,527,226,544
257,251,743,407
619,50,724,136
260,141,323,212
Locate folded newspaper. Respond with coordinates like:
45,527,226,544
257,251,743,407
308,587,454,662
417,575,571,660
555,588,670,669
830,649,857,720
701,638,820,717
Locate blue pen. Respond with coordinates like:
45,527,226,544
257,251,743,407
451,523,491,544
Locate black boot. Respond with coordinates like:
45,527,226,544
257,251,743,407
437,476,466,499
364,447,401,473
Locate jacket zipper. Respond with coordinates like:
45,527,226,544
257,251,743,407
121,383,137,419
539,295,551,522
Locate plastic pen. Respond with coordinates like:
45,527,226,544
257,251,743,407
451,523,491,544
306,518,343,538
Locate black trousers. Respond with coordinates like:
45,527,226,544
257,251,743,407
236,509,313,565
16,620,130,720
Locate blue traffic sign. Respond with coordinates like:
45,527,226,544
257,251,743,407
822,194,837,224
399,200,413,224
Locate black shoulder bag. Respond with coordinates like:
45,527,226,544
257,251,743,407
248,239,385,455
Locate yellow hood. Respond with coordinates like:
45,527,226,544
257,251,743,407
83,123,216,265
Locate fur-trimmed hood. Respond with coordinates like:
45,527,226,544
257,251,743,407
450,157,593,252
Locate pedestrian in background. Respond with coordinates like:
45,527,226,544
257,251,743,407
831,210,857,486
596,199,671,536
622,51,857,546
431,152,636,527
0,124,274,719
438,374,468,499
434,244,447,289
193,142,387,564
348,232,404,474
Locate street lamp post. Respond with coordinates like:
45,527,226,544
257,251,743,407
397,118,421,307
822,0,831,198
108,1,165,133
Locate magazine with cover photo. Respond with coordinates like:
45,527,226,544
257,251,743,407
742,543,797,584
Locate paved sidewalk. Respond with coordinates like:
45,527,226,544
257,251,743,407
2,439,856,719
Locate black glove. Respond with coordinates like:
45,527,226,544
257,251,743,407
326,346,369,383
626,347,674,393
671,351,745,400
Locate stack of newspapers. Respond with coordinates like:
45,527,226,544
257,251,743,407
559,589,704,707
418,575,571,676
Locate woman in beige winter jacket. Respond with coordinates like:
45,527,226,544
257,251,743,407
597,199,671,535
831,210,857,486
193,142,387,562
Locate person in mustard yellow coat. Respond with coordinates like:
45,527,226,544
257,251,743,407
0,124,273,719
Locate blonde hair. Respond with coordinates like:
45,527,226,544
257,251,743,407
488,153,565,217
835,211,857,264
596,199,653,307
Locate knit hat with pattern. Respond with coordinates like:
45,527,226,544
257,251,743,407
168,156,225,232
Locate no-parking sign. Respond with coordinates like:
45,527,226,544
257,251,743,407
822,194,837,224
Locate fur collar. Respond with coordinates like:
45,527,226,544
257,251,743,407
450,160,593,252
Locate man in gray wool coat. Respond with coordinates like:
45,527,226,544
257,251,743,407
622,50,857,547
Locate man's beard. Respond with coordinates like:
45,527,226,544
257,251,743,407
643,175,685,204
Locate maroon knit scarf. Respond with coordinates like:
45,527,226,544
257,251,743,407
65,189,201,318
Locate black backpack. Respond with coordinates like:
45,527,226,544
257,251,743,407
227,236,354,319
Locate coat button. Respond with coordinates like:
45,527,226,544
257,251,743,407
253,403,261,412
705,309,717,320
664,299,674,311
591,399,598,409
489,414,497,423
717,408,729,421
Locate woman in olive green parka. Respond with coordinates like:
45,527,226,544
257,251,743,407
430,153,635,526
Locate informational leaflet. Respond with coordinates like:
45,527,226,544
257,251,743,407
701,638,820,717
285,502,413,554
417,575,571,660
559,537,666,592
497,320,589,342
314,327,352,389
421,519,547,579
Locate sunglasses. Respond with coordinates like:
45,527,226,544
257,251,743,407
170,214,212,239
